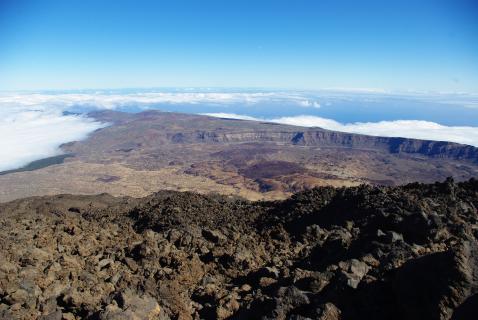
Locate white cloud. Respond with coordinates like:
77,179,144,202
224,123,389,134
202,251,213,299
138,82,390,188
0,109,104,171
205,113,478,147
0,92,321,110
0,91,322,171
297,100,321,108
1,91,477,173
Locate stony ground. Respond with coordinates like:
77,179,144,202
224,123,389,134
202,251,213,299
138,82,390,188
0,178,477,319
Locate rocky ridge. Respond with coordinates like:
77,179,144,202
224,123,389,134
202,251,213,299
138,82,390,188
0,178,477,319
90,111,478,163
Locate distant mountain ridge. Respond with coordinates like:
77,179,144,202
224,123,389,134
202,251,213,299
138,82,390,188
91,110,478,162
0,110,476,203
166,129,477,162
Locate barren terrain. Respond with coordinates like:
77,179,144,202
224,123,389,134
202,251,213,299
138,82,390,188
0,179,477,319
0,110,477,202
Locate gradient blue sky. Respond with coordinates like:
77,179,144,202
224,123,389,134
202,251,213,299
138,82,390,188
0,0,477,92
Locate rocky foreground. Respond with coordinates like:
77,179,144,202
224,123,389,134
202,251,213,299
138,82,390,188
0,178,477,319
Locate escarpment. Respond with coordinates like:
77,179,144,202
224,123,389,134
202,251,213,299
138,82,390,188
85,111,478,163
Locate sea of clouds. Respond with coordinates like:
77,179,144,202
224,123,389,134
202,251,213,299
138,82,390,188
0,91,321,171
0,101,105,172
0,91,477,172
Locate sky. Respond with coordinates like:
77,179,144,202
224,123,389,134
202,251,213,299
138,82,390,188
0,0,477,92
0,1,478,172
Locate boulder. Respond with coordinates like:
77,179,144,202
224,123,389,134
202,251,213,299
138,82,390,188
101,291,161,320
393,241,478,320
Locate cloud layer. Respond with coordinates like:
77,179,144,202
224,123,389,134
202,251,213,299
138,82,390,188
1,91,477,172
0,91,322,171
0,92,321,110
204,113,478,147
0,109,104,172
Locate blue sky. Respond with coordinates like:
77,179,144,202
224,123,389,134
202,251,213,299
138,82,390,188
0,0,477,92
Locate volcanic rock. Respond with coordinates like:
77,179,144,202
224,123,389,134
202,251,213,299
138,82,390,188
0,178,477,319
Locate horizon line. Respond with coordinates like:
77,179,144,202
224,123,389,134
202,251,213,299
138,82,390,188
1,86,477,97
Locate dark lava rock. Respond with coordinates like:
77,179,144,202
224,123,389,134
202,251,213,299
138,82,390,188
0,178,477,319
393,240,478,320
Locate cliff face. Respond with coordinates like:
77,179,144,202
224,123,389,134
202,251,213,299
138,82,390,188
90,110,478,163
1,178,478,319
165,128,478,163
72,110,478,166
386,137,478,161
